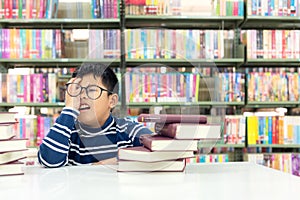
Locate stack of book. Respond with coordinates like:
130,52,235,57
118,113,221,172
0,112,28,176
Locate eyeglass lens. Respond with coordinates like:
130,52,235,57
67,83,102,100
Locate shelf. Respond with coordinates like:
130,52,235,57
127,101,244,108
248,144,300,148
0,58,120,67
199,143,245,148
0,19,120,29
240,16,300,29
126,58,244,67
125,15,244,29
0,102,65,107
243,58,300,67
246,101,298,108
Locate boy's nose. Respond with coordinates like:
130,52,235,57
80,88,88,98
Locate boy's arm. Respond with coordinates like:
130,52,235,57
127,120,153,146
38,107,79,168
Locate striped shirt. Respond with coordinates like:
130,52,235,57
38,107,153,168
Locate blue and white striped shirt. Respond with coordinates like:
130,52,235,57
38,107,152,168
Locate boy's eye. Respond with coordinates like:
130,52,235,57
88,86,100,93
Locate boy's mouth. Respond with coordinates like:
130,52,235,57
79,104,90,111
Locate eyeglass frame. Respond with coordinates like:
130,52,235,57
65,83,114,100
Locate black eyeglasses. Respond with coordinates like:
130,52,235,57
66,83,113,100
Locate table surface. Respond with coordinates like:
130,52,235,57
0,162,299,200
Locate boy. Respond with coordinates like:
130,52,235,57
38,63,153,167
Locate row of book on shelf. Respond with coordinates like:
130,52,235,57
0,70,245,104
0,29,120,59
244,30,300,59
126,72,244,103
0,0,119,19
125,29,235,59
4,28,300,61
4,0,300,19
0,0,59,19
245,153,300,177
6,69,300,104
247,0,300,16
247,71,300,102
125,0,244,16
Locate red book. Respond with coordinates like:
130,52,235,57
155,123,221,140
137,113,207,124
140,134,198,151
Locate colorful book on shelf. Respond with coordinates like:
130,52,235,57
155,123,222,140
137,113,207,124
0,161,24,176
0,150,27,165
140,134,198,151
0,138,28,153
118,146,194,162
118,159,186,172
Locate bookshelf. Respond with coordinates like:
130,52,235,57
1,0,300,173
239,0,300,175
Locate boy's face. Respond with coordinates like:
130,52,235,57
77,74,118,128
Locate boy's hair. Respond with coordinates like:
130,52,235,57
75,63,119,94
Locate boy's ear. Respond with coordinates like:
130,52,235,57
109,93,119,108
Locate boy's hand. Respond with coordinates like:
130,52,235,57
65,78,82,110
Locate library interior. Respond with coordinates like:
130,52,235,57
0,0,300,199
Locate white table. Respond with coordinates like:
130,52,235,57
0,162,299,200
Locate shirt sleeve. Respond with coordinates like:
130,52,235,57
125,118,153,146
38,107,79,168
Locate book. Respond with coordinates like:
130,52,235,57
0,112,17,124
0,161,24,176
140,134,198,151
118,159,186,172
155,123,222,140
137,113,207,124
0,123,17,140
0,139,27,153
0,150,27,165
118,146,194,162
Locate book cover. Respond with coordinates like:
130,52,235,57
140,134,198,151
118,159,186,172
118,146,194,162
137,113,207,124
155,123,221,140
